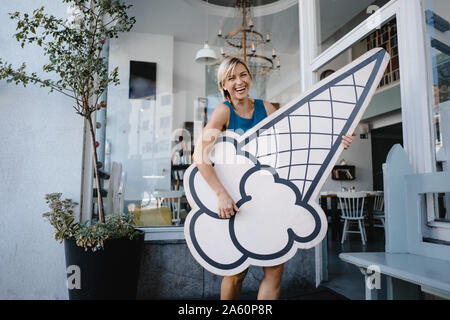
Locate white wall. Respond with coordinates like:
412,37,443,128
370,110,402,130
173,40,206,133
432,0,450,20
321,130,374,193
0,1,84,299
266,51,301,106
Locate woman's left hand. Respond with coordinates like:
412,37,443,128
342,132,357,150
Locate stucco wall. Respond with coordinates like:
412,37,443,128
0,1,83,299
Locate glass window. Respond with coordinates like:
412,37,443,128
316,0,390,55
425,0,450,223
96,0,301,229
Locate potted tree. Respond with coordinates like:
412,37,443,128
0,0,144,299
43,193,144,299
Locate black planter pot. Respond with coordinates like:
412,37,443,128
64,231,144,300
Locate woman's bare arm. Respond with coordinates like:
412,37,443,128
193,104,240,219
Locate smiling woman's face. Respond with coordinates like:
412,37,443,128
223,63,252,101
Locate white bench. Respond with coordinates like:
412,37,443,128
339,145,450,300
340,252,450,299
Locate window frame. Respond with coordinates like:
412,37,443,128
137,226,185,241
420,0,450,239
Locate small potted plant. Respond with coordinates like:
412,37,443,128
0,0,144,299
43,193,144,299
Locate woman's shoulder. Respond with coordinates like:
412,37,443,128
256,99,270,107
215,102,231,115
209,103,231,125
260,100,278,116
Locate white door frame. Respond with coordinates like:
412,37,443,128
299,0,436,287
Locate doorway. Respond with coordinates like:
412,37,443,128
371,122,404,191
318,15,403,297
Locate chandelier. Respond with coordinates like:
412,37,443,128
217,0,280,76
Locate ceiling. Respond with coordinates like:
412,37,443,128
127,0,383,55
127,0,300,54
205,0,280,7
319,0,385,41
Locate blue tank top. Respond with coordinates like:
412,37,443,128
224,99,267,134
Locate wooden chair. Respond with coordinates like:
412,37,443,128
372,191,385,229
337,192,368,245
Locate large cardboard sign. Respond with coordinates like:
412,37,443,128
184,49,390,276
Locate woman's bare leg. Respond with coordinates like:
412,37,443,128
257,264,284,300
220,269,249,300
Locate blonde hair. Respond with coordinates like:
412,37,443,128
217,57,252,101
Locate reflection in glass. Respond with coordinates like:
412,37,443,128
426,0,450,223
316,0,390,55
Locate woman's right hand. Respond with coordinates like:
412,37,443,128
217,190,240,219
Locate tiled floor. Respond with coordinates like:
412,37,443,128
281,285,349,300
321,227,386,300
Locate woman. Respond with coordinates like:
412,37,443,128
193,57,355,300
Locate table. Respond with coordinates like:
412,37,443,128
320,193,375,242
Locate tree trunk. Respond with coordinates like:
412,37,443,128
87,113,104,223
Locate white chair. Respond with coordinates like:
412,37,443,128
372,191,385,230
153,190,185,226
337,192,368,245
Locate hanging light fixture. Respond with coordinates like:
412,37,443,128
216,0,280,76
195,41,218,65
195,0,218,65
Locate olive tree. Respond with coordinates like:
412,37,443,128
0,0,136,222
